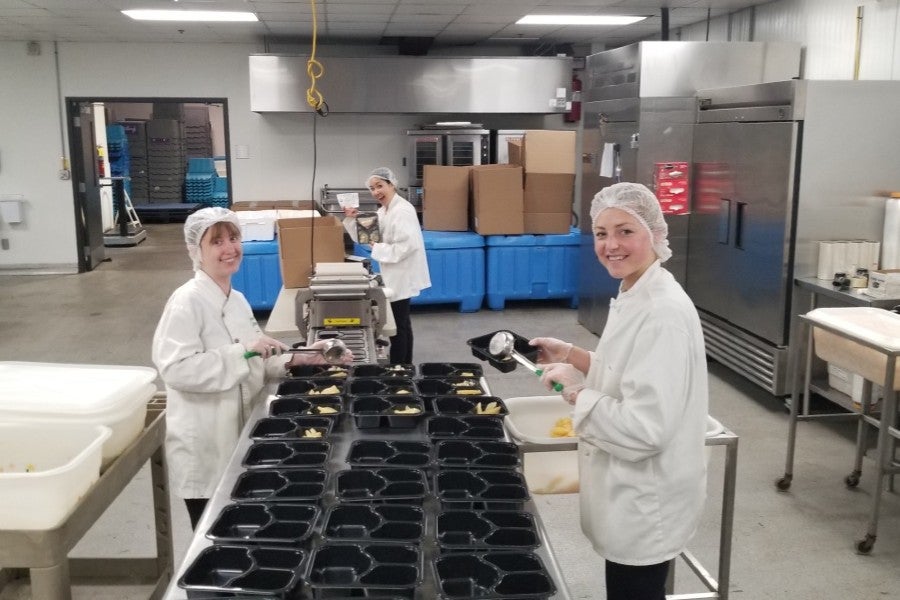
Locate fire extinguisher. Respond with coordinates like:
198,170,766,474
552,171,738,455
564,73,582,123
96,145,106,178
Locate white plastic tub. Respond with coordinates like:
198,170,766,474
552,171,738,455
504,395,579,494
0,422,111,530
0,362,157,467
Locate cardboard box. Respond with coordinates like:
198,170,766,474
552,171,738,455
865,269,900,299
523,173,574,213
470,165,524,235
232,200,315,211
524,212,571,234
276,216,346,288
521,130,577,174
423,165,470,231
508,139,523,168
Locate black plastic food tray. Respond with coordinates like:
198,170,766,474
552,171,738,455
334,468,428,505
286,364,350,379
306,542,422,599
347,377,416,396
418,362,484,379
206,502,320,546
276,377,346,397
231,468,328,504
433,440,520,470
415,377,486,397
242,440,331,470
322,503,425,543
436,510,539,551
269,396,344,419
432,551,556,600
466,331,537,374
350,364,416,378
426,416,505,440
346,440,432,468
177,544,306,599
434,470,530,511
432,396,509,417
249,417,334,440
348,396,427,429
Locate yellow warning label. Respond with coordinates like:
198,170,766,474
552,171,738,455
324,318,361,326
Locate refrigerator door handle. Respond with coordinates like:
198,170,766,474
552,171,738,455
735,201,747,249
717,198,731,245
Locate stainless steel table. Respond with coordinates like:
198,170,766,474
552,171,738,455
162,381,573,600
0,396,173,600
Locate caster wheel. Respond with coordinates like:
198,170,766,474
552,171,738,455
855,535,875,554
845,473,861,488
775,475,792,491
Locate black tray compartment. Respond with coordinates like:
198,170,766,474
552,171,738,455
434,470,530,511
347,377,416,396
436,510,539,551
231,469,328,504
249,417,334,441
415,377,486,398
466,331,537,374
276,377,346,397
206,502,320,546
177,544,306,599
431,396,508,417
418,362,484,379
426,416,505,440
433,440,520,470
242,440,331,470
432,551,556,600
306,542,422,599
348,395,426,429
323,503,425,543
334,468,427,505
269,396,344,419
350,364,416,379
286,364,350,379
346,440,431,469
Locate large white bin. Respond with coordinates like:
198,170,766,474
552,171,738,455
0,422,111,530
0,362,157,467
504,395,579,494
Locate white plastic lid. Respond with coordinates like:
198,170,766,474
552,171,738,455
806,308,900,352
0,362,158,418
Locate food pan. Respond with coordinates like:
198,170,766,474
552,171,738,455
269,395,344,419
177,544,306,599
426,416,505,440
249,417,334,441
432,551,556,600
322,503,425,543
206,502,319,546
434,469,530,511
276,377,345,397
436,510,539,551
347,377,416,396
334,468,428,505
231,468,328,504
433,440,520,470
286,364,350,379
415,377,486,397
350,364,416,379
346,440,431,469
348,395,426,429
466,331,538,374
418,362,484,379
242,440,331,470
306,542,422,599
432,396,508,417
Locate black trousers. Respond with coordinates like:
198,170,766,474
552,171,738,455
184,498,209,531
605,559,669,600
389,298,413,364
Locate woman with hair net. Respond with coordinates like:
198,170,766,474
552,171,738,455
529,182,708,600
152,207,351,529
344,167,430,364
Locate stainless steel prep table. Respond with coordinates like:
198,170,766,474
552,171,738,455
161,380,574,600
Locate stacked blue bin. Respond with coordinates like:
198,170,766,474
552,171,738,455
185,158,217,205
485,227,580,310
232,240,282,310
354,230,485,313
106,124,132,198
211,176,229,207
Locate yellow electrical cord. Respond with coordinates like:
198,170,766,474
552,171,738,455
306,0,328,115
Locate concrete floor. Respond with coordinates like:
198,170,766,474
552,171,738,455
1,223,899,599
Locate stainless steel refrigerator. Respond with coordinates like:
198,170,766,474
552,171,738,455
577,41,801,337
688,80,900,395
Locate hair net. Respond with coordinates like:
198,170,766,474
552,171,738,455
589,182,672,263
183,206,241,271
365,167,399,188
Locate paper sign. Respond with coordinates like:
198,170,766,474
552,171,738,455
336,192,360,208
599,143,616,178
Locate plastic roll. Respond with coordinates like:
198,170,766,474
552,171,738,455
883,198,900,269
831,242,848,277
846,241,863,273
816,241,835,280
864,241,881,271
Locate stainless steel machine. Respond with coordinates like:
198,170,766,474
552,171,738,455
295,263,390,364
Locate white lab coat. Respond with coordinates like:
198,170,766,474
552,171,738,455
572,260,708,565
152,270,287,498
369,194,431,301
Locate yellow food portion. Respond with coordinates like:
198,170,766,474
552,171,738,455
550,417,576,438
310,385,341,395
452,379,478,387
302,428,323,438
393,405,421,414
460,371,475,377
394,389,411,394
474,401,502,415
456,389,482,395
388,365,407,371
315,405,338,414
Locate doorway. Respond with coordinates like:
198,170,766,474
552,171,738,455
66,97,230,272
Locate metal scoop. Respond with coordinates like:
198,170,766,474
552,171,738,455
488,331,563,392
245,338,349,364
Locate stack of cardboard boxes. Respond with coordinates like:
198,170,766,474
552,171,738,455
510,130,576,235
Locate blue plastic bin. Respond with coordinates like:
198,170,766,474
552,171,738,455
485,227,579,310
355,231,485,313
232,240,282,310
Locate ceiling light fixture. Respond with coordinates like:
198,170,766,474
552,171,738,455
517,15,646,26
122,9,258,22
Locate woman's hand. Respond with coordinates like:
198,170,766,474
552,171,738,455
540,363,585,405
529,337,573,364
245,336,290,359
343,207,359,218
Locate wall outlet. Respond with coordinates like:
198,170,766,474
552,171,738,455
1,239,9,250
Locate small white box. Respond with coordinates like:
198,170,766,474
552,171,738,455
865,269,900,299
236,210,276,241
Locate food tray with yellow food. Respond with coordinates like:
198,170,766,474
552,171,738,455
285,364,350,379
240,439,331,470
268,395,344,421
348,395,426,429
230,468,328,504
349,363,417,379
248,416,335,440
431,395,508,417
334,467,429,506
415,377,486,398
276,377,346,397
345,440,432,469
426,415,505,440
418,362,484,379
347,377,416,397
433,439,520,470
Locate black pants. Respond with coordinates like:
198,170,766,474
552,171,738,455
389,298,413,364
184,498,209,531
605,559,669,600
